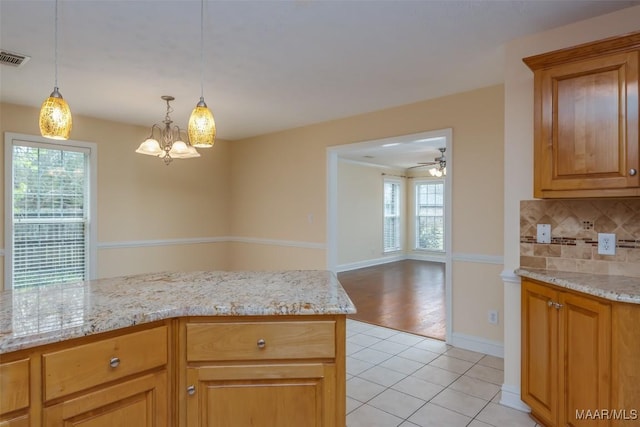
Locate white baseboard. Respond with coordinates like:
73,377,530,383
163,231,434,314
500,383,530,412
336,255,405,272
406,252,446,263
450,332,504,358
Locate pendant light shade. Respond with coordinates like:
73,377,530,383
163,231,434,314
188,97,216,147
39,87,72,140
188,0,216,148
40,0,72,140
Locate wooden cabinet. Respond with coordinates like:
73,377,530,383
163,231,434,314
179,317,345,427
0,315,348,427
0,358,30,426
522,278,612,426
43,370,167,427
0,321,171,427
524,32,640,198
41,324,170,426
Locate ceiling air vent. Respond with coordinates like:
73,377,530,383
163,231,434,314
0,50,30,67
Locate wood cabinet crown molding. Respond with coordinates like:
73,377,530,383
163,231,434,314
523,30,640,70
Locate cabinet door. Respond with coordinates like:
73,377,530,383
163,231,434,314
186,363,335,427
535,51,639,197
521,280,559,427
43,371,168,427
559,292,611,427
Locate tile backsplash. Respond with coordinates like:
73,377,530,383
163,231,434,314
520,199,640,278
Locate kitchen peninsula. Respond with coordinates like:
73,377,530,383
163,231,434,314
0,270,356,426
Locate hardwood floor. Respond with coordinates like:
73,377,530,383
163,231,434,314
337,260,445,340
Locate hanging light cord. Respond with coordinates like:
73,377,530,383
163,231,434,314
54,0,59,88
200,0,204,99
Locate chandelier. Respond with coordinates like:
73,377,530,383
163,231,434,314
135,96,200,165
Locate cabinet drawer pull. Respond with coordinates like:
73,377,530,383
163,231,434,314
109,357,120,368
630,168,637,176
547,300,553,307
187,385,196,396
257,339,266,349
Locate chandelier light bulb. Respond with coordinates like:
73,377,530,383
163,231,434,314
135,138,162,156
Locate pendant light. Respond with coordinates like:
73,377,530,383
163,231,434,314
39,0,72,140
187,0,216,148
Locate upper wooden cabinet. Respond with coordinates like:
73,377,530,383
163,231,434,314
524,32,640,198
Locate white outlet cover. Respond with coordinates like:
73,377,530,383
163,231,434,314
537,224,551,244
598,233,616,255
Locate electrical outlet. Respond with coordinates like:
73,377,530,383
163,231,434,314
537,224,551,244
488,310,499,325
598,233,616,255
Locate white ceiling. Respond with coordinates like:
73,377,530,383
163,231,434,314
1,0,638,166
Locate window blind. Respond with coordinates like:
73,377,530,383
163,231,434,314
383,180,401,252
11,144,88,288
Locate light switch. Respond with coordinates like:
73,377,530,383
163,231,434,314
537,224,551,244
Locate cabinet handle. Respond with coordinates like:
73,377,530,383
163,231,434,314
547,300,563,309
109,357,120,368
257,338,266,349
187,385,196,396
630,168,637,176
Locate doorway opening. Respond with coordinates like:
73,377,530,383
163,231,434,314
326,129,452,342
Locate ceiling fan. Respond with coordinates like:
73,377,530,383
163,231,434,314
409,147,446,171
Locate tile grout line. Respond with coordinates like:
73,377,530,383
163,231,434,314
346,320,510,427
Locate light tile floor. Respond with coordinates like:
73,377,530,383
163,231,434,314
345,319,541,427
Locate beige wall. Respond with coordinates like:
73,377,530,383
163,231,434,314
230,85,505,347
1,102,231,286
502,5,640,408
2,79,505,349
337,160,403,266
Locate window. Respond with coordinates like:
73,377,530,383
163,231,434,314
5,134,97,289
415,180,444,251
383,179,402,252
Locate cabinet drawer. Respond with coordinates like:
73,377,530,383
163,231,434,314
0,358,29,415
186,321,335,361
43,325,167,401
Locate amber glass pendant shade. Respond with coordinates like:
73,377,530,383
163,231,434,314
39,87,72,140
188,97,216,148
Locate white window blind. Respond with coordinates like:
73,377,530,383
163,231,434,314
415,181,444,251
10,141,89,288
383,180,401,252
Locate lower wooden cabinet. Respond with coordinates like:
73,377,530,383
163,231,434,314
0,315,347,427
0,321,172,427
180,316,346,427
522,278,618,427
43,370,168,427
0,358,30,426
186,363,334,427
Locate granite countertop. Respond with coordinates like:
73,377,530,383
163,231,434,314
516,268,640,304
0,270,356,354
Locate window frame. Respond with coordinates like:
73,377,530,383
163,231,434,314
4,132,98,290
413,179,445,252
383,177,403,253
